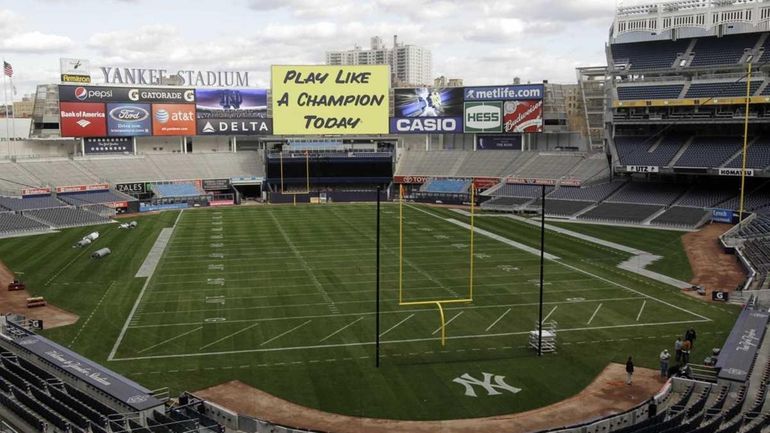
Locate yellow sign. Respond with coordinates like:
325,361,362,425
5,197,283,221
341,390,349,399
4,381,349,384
613,96,770,108
271,65,390,135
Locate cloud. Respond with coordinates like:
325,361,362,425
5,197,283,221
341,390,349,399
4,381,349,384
0,9,73,53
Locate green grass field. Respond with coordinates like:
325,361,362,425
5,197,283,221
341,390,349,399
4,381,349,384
0,204,738,420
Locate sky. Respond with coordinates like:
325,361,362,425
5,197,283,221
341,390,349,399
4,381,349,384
0,0,617,99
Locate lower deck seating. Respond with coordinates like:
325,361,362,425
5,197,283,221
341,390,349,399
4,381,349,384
24,208,111,228
0,213,49,235
530,199,595,217
578,203,663,223
651,207,710,228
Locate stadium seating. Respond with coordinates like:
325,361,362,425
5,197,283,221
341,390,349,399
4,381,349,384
0,162,43,196
724,140,770,169
610,39,690,70
0,196,65,211
676,185,737,208
0,213,49,235
480,196,534,211
578,203,663,223
57,190,133,206
17,160,99,188
617,85,683,100
607,182,686,206
689,33,758,67
685,82,760,99
515,154,584,179
152,183,204,198
529,199,595,217
489,183,552,198
615,135,686,167
650,207,711,228
421,179,470,193
23,208,112,228
674,137,742,168
548,182,626,202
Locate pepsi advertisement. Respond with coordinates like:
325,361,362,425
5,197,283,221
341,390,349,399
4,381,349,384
390,87,464,133
195,88,272,135
106,103,151,136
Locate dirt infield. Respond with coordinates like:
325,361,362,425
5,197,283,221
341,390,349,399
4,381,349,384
681,223,745,299
194,363,663,433
0,260,78,329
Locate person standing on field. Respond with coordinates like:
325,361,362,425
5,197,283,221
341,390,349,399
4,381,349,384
682,339,691,365
659,349,671,378
626,356,634,385
675,337,683,363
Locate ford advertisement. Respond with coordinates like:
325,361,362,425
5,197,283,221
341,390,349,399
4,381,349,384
106,103,151,136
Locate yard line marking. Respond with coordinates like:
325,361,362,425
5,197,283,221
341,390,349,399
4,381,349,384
261,320,312,347
379,314,414,337
138,326,203,354
200,322,261,350
485,308,511,332
108,210,183,361
319,317,364,342
110,318,710,362
69,281,116,347
587,303,603,325
267,209,337,313
433,311,464,335
127,296,645,329
636,300,647,322
543,305,558,322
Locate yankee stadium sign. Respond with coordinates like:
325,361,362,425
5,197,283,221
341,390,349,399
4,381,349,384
100,67,250,87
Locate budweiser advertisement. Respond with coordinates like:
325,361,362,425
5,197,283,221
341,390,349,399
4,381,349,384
472,177,500,190
59,102,107,137
503,100,543,133
22,187,52,197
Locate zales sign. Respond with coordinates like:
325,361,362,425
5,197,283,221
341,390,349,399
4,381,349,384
100,67,250,87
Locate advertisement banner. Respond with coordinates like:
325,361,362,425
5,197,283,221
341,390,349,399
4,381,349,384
195,88,272,135
106,103,151,136
718,168,755,177
115,182,147,194
711,208,734,223
626,165,660,173
464,84,545,101
59,85,131,103
393,175,429,184
60,58,91,83
152,104,196,136
503,100,543,133
22,187,52,197
56,184,110,194
271,65,390,135
477,135,522,150
390,86,464,134
202,179,231,190
506,176,581,187
59,102,107,137
58,85,195,104
472,177,501,189
84,137,134,154
464,101,502,133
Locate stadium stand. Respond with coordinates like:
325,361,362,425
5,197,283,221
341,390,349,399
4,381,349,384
615,135,686,167
529,199,596,217
0,162,43,196
688,33,759,67
548,182,626,202
515,154,584,179
152,183,204,198
675,185,737,209
724,140,770,169
57,190,134,206
617,85,684,100
650,207,711,228
578,203,663,223
610,38,690,70
0,214,49,236
23,208,112,228
685,82,760,99
76,156,165,184
0,196,65,211
487,183,552,198
16,160,99,188
606,182,687,206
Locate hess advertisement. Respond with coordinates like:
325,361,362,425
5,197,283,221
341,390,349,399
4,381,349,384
195,88,272,135
271,65,390,135
390,87,464,133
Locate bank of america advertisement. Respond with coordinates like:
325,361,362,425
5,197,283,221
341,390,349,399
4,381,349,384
271,65,390,135
390,87,464,133
195,88,272,135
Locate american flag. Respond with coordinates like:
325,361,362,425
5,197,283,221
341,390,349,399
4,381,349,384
3,61,12,77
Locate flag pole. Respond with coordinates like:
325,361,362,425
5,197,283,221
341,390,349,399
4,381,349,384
2,62,9,151
9,76,15,141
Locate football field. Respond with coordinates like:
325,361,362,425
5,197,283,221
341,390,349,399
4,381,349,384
0,204,738,420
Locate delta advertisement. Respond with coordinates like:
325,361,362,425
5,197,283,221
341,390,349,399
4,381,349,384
271,65,390,135
195,88,272,135
390,87,464,133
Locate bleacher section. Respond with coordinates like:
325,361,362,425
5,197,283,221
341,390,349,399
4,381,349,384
676,185,737,209
675,137,742,168
421,179,470,194
17,160,98,188
685,82,760,99
689,33,758,68
725,140,770,169
152,183,204,198
548,182,626,202
610,39,690,70
24,208,111,228
615,136,685,167
650,207,710,228
0,163,42,196
57,190,133,206
578,203,663,223
0,213,49,235
617,85,684,100
529,199,595,217
0,196,65,211
606,182,686,206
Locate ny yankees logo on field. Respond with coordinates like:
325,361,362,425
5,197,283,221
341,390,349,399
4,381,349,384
452,372,522,397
